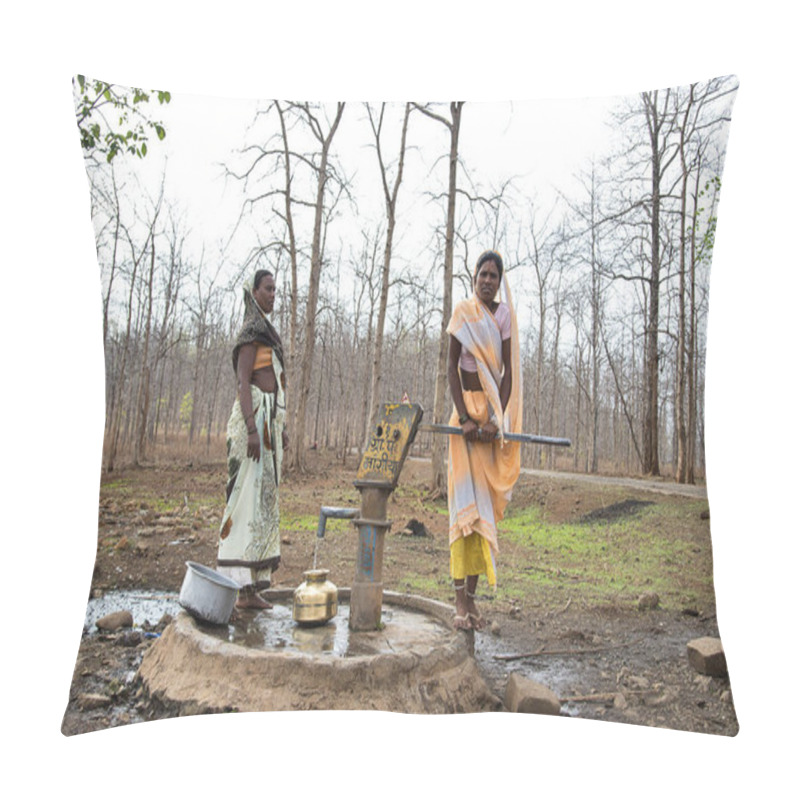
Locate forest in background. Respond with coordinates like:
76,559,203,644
74,76,738,487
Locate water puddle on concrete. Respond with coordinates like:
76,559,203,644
202,601,450,658
84,591,449,659
84,590,182,632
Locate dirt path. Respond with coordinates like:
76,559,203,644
519,467,708,499
409,456,709,498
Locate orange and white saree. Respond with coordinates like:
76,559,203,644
446,275,522,586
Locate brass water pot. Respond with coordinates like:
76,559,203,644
292,569,338,626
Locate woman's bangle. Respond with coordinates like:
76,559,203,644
247,428,257,436
458,413,471,425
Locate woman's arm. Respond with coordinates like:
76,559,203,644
447,335,478,441
236,343,261,462
499,337,513,412
476,338,512,443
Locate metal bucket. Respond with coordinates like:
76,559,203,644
179,561,240,625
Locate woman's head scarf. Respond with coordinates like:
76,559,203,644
231,272,285,375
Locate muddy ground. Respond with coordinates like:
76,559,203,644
61,450,738,737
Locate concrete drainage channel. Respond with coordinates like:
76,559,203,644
84,588,573,718
136,589,502,716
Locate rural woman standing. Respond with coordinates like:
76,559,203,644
217,270,288,609
446,250,522,629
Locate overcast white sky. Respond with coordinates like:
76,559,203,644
126,90,620,282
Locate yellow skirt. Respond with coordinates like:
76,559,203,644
450,532,496,586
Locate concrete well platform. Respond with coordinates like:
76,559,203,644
137,589,501,717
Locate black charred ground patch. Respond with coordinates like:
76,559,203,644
578,499,655,525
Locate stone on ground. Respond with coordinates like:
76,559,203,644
78,693,111,710
637,592,660,611
400,518,431,537
96,610,134,631
505,673,561,715
687,637,728,677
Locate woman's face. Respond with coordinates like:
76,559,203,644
475,259,501,304
253,273,276,314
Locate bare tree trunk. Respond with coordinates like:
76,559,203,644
134,240,156,464
687,169,706,485
358,240,377,457
105,218,158,470
205,351,225,453
101,170,122,347
573,344,583,471
588,169,602,474
276,101,300,411
641,89,672,476
291,103,345,472
312,324,327,449
547,297,563,470
602,321,644,471
149,218,185,444
188,330,205,445
675,86,697,483
414,101,463,495
366,102,411,441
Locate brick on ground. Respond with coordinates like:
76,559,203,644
504,673,561,715
687,637,728,677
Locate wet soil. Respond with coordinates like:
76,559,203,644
61,450,737,736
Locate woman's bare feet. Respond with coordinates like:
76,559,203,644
465,577,485,630
453,582,472,630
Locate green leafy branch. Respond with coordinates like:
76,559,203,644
73,74,171,162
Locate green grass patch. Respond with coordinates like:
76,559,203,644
497,499,714,610
100,478,219,516
150,495,182,513
281,512,320,533
392,484,427,502
395,573,451,601
101,479,130,491
281,512,354,537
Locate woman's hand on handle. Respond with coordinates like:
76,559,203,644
479,420,498,443
461,417,479,442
